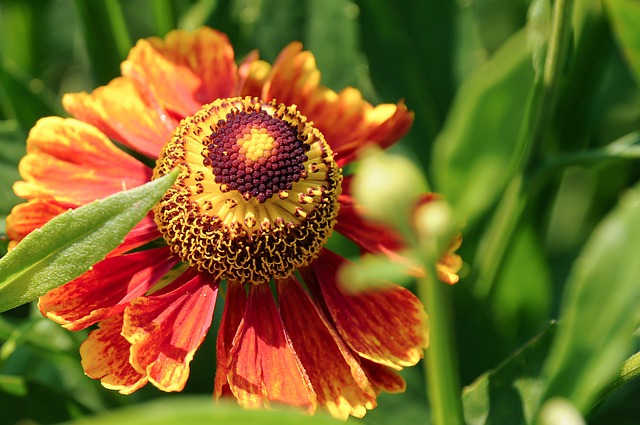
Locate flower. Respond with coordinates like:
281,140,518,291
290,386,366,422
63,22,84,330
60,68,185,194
6,27,455,418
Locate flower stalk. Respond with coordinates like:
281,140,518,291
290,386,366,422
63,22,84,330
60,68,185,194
417,263,464,425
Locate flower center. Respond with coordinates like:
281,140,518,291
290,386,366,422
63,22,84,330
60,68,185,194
206,109,308,203
152,97,342,284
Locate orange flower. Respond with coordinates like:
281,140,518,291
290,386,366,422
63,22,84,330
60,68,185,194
6,27,446,419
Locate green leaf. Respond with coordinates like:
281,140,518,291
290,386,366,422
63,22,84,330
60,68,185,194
540,181,640,413
305,0,363,92
431,30,535,225
0,170,178,313
462,323,556,425
0,374,27,396
605,0,640,87
0,120,25,216
62,396,342,425
0,59,60,129
73,0,132,85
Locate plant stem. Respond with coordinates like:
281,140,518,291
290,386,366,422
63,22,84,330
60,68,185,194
417,266,464,425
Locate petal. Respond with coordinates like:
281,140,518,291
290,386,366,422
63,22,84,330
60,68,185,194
14,117,153,204
38,246,176,331
227,283,316,412
122,27,237,118
63,77,177,158
262,43,413,166
123,270,218,392
80,314,148,394
277,276,376,419
214,281,247,399
303,249,428,370
336,176,404,254
360,359,407,394
6,197,76,247
111,213,162,256
237,50,272,97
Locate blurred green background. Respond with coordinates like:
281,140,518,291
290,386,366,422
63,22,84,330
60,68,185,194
1,0,640,424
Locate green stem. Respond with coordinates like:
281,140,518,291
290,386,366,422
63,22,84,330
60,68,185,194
417,266,464,425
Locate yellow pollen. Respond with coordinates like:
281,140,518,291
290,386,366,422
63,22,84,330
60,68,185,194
238,128,275,162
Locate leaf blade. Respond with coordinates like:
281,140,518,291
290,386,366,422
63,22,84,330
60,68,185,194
0,170,178,313
540,181,640,412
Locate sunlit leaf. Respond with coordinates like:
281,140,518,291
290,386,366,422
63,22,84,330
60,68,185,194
0,170,178,313
431,30,534,225
462,324,555,425
62,396,342,425
540,181,640,413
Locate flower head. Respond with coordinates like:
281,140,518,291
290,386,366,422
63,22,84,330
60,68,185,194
7,27,455,419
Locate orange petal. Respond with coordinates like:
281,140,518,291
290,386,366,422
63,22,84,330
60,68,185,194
80,314,148,394
237,50,272,97
214,281,247,399
14,117,152,204
63,77,177,159
262,43,414,166
122,27,237,118
123,270,218,392
38,247,176,331
303,249,428,370
277,276,376,419
6,197,76,247
227,283,316,412
360,359,407,394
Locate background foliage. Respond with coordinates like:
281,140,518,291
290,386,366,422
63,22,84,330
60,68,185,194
0,0,639,424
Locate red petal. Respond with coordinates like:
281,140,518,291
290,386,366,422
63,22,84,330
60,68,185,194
111,213,162,256
123,27,237,118
360,358,407,394
14,117,152,204
277,276,376,419
38,246,176,331
262,43,413,167
63,77,177,159
227,283,316,411
123,270,218,392
306,249,428,370
80,314,148,394
214,281,247,399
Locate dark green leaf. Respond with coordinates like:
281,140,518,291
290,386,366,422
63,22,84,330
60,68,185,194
541,181,640,412
73,0,132,85
0,374,27,396
0,120,25,216
605,0,640,87
0,59,60,129
62,396,342,425
462,323,556,425
0,170,178,313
